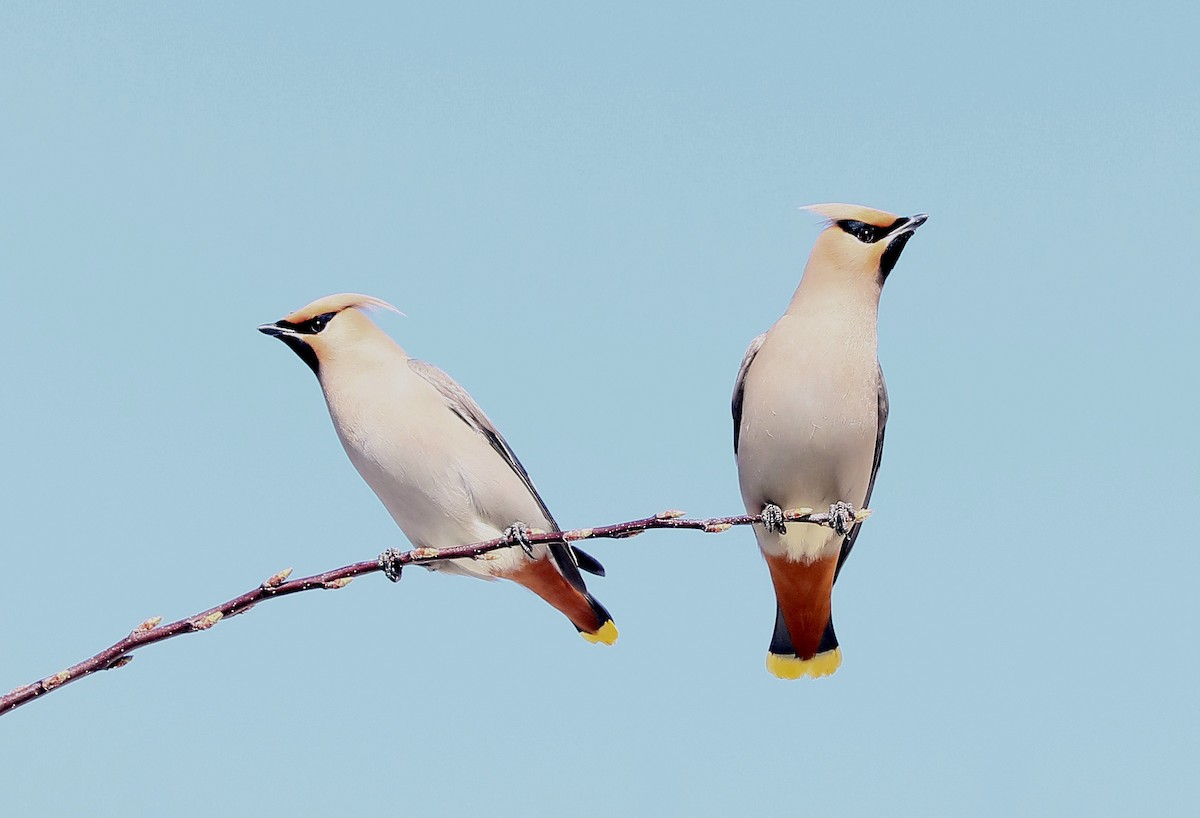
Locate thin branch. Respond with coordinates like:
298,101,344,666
0,505,867,717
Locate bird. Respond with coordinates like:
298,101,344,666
732,204,926,678
258,293,617,645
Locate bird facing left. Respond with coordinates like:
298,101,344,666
258,293,617,645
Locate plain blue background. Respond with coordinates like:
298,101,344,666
3,2,1197,815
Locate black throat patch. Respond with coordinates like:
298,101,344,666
279,335,320,375
879,231,913,280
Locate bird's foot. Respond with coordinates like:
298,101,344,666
378,548,405,583
505,522,535,557
761,503,787,535
828,502,856,536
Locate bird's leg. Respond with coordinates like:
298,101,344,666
828,501,856,536
504,522,535,557
761,503,787,535
378,548,405,583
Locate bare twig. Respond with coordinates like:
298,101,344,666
0,505,867,717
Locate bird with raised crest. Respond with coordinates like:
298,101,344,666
732,205,926,678
260,294,617,645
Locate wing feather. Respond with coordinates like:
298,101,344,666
834,365,889,581
407,359,592,589
731,333,767,454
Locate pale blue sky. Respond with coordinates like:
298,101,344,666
3,2,1198,815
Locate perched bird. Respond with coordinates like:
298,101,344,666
259,293,616,644
732,204,926,678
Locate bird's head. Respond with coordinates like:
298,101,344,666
802,203,928,287
258,293,402,375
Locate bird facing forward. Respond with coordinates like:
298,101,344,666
732,204,926,678
259,294,616,644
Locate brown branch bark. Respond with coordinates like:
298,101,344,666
0,505,865,717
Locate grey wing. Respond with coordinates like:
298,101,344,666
407,359,593,586
731,332,767,454
834,365,889,582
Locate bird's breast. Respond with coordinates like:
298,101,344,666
736,321,880,549
323,376,481,546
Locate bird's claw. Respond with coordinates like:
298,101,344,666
378,548,405,582
761,503,787,535
505,522,535,557
829,502,855,536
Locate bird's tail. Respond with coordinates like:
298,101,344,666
763,553,842,679
578,593,618,645
507,557,618,645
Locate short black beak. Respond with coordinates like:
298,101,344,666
257,322,289,337
887,213,929,239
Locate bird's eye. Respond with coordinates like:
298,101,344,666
837,220,882,243
307,312,336,334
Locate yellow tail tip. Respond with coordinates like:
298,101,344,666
580,620,618,645
766,648,842,679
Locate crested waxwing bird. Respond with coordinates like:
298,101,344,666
259,294,617,645
732,204,927,679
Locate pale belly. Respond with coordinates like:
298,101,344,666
736,346,878,562
336,407,552,579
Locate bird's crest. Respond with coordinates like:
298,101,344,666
281,293,402,324
801,203,901,228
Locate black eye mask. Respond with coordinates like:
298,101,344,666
276,311,338,335
835,218,908,244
